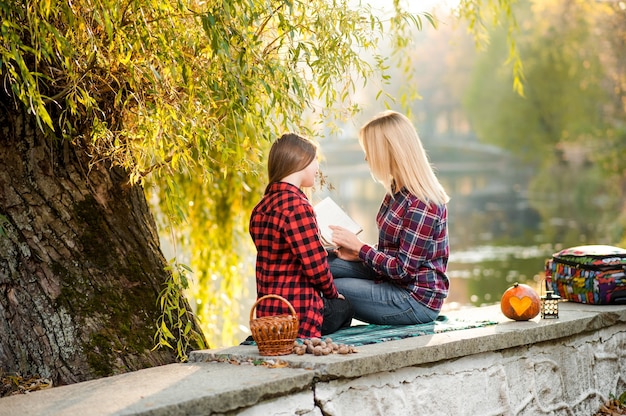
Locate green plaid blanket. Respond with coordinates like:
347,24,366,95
242,316,498,347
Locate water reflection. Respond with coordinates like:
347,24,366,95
446,244,558,310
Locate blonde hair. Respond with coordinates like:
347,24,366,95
359,111,449,205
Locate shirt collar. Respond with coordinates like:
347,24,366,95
266,181,306,197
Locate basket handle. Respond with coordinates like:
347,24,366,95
250,294,297,322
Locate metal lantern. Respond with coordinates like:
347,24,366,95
541,290,560,319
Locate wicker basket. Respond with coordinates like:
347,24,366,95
249,294,299,356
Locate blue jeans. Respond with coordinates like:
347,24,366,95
328,255,439,325
322,297,354,335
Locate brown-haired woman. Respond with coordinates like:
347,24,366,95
249,133,353,339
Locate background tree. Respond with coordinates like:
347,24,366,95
0,0,441,386
0,0,522,387
462,0,626,245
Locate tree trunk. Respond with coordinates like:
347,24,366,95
0,104,201,386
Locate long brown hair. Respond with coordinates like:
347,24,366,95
265,133,318,193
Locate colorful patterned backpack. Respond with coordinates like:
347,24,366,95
545,245,626,304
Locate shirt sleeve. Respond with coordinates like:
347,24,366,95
360,202,438,284
283,203,339,299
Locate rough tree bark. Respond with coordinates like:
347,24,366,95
0,102,202,386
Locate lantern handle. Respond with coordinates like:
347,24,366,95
543,260,554,293
540,277,552,297
540,277,561,301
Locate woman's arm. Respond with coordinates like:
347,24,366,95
362,200,442,283
328,224,365,261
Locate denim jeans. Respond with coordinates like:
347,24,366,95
321,297,353,335
328,256,438,325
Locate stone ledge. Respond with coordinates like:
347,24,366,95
1,302,625,415
190,302,626,379
0,361,316,416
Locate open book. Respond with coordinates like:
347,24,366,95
314,197,363,247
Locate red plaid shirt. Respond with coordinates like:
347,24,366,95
249,182,339,338
360,187,449,311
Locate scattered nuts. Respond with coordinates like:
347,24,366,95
292,337,357,355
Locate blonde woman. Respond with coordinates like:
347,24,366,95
328,111,450,325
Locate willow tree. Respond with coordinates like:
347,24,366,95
0,0,431,385
0,0,520,386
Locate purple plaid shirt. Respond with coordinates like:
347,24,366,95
359,187,449,310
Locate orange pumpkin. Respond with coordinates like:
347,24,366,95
500,282,540,321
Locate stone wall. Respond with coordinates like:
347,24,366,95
310,326,626,416
1,303,625,415
197,303,626,416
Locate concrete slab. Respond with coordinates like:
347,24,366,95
190,302,626,378
2,302,625,415
0,361,314,416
